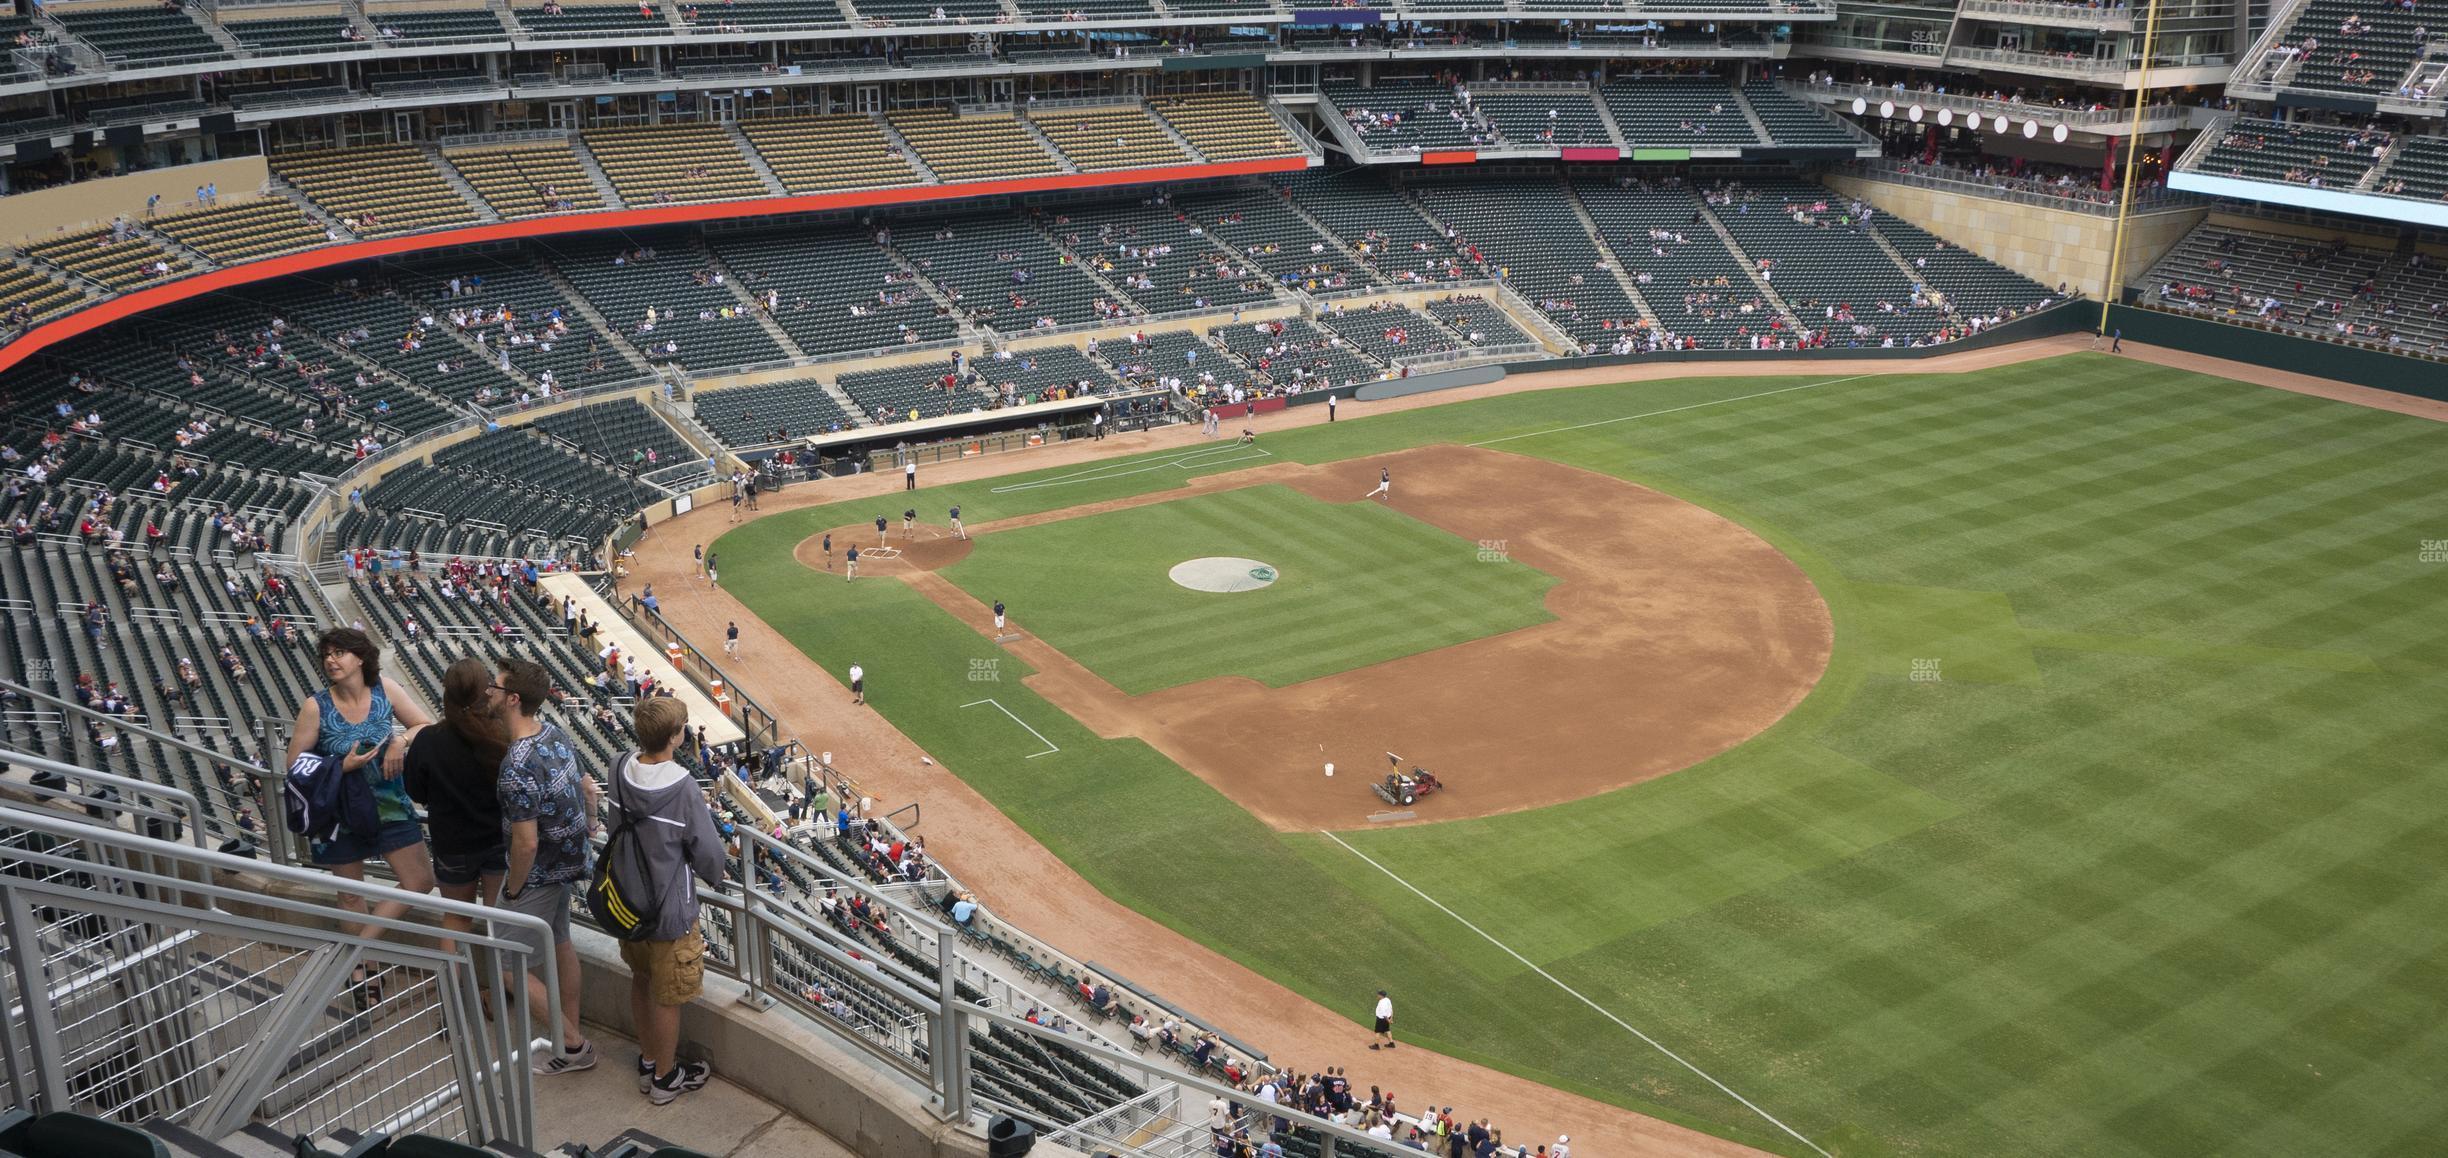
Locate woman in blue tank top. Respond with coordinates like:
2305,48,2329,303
285,627,437,993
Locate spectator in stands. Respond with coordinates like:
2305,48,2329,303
496,656,600,1076
284,627,437,1002
406,658,513,959
610,696,727,1102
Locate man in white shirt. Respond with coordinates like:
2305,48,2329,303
1370,990,1394,1050
848,663,865,706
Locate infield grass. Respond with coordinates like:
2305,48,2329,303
935,484,1559,694
717,353,2448,1157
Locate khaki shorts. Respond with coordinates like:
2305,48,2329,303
620,927,706,1007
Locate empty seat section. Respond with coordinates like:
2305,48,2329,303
367,7,512,41
273,144,478,235
1413,176,1647,346
1042,200,1276,315
707,229,958,358
1151,92,1300,162
448,143,609,217
582,123,771,204
888,107,1064,182
1178,188,1372,293
22,229,188,290
893,214,1128,329
1708,180,1948,343
1603,76,1757,148
1280,170,1462,284
1468,89,1612,148
739,114,921,192
697,378,857,445
149,200,327,263
542,238,785,371
54,6,226,63
1029,105,1189,172
513,3,669,34
223,15,357,52
1738,81,1863,147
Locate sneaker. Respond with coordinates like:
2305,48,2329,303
532,1038,596,1076
646,1060,713,1105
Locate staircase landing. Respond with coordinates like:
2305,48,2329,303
534,1030,858,1158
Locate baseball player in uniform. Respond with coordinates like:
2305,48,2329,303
724,621,739,657
874,514,888,546
992,599,1006,633
949,505,966,540
822,532,832,570
903,508,916,534
1366,467,1391,502
845,544,859,580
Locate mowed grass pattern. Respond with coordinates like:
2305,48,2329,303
718,354,2448,1157
937,485,1559,694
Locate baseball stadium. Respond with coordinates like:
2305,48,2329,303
0,2,2442,1156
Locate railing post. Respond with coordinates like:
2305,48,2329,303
259,715,296,865
0,886,70,1112
735,835,775,1010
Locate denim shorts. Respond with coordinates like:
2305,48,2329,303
310,818,426,867
429,842,509,888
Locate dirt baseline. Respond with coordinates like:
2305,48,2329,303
840,444,1834,830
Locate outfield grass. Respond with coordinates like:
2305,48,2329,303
935,484,1559,693
717,354,2448,1157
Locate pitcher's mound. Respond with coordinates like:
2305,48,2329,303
1170,557,1280,593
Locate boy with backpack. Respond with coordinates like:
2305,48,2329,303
601,696,728,1102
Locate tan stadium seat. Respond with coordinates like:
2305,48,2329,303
449,143,609,217
739,114,922,194
579,123,770,205
886,107,1063,183
271,144,480,236
1028,106,1189,173
1150,92,1300,163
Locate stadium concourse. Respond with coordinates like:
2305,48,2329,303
613,327,2292,1154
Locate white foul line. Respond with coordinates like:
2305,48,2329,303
1466,373,1878,449
991,445,1274,494
1319,830,1833,1158
959,698,1060,759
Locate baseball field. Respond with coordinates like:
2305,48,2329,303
711,351,2448,1156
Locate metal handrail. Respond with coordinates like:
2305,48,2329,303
0,745,208,849
0,794,554,1146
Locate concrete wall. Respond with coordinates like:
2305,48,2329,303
1822,174,2206,300
0,158,273,248
571,930,1085,1158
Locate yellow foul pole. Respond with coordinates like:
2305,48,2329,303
2099,0,2165,337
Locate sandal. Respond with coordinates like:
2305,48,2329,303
348,965,383,1012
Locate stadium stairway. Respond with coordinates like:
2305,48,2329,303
1559,182,1661,334
1856,218,1961,324
723,124,791,198
1690,202,1800,325
698,242,810,363
421,144,507,225
536,262,659,376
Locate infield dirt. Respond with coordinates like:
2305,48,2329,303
847,444,1835,830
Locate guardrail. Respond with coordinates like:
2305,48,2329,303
1956,0,2134,28
1830,160,2211,216
0,791,553,1148
1790,79,2191,131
